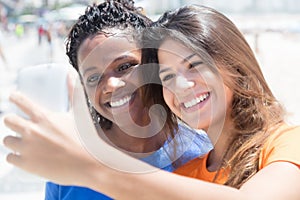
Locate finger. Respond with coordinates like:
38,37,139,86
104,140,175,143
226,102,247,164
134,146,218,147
3,114,32,137
3,135,23,152
6,152,23,167
9,92,46,122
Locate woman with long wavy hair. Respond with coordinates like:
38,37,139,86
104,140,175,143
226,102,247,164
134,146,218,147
3,4,300,200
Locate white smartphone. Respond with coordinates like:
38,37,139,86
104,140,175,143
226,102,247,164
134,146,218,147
15,63,70,118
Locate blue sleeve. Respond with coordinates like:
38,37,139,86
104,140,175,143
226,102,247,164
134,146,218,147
45,182,113,200
141,123,212,171
45,182,59,200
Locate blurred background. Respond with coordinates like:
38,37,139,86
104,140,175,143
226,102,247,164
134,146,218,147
0,0,299,199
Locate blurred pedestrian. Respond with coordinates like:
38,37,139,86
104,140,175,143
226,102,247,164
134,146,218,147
0,29,7,69
44,27,53,60
0,43,6,64
38,25,44,45
15,24,24,38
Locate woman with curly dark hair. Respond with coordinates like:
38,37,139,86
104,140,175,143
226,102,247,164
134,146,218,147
46,1,212,200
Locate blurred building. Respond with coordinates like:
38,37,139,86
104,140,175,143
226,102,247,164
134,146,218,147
0,0,90,13
138,0,300,15
1,0,299,15
205,0,300,13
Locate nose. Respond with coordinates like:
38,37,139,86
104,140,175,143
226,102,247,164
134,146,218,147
174,75,195,92
103,76,125,94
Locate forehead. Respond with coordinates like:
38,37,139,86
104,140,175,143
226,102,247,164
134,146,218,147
158,39,194,62
77,32,140,70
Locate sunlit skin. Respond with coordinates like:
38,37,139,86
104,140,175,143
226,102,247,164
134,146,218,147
2,4,300,199
158,39,234,170
77,31,165,154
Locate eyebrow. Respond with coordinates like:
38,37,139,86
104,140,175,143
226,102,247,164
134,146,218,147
180,53,197,64
82,54,135,76
110,54,133,65
159,68,170,74
83,66,97,76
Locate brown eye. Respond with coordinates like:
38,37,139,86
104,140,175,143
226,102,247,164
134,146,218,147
117,62,138,72
87,73,102,86
189,61,204,69
162,74,176,82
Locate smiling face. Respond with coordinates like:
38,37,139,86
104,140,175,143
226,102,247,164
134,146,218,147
77,31,146,127
158,39,233,132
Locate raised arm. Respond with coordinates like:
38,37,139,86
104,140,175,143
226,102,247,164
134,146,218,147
3,92,300,199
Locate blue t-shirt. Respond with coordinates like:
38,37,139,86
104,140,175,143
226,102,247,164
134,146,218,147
45,124,212,200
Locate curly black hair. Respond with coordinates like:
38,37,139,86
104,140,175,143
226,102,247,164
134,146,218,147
66,0,152,71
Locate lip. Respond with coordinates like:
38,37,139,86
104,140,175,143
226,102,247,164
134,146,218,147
104,91,137,111
179,91,211,112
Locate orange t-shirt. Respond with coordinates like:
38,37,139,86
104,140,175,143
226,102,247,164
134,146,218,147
259,124,300,169
174,124,300,183
174,153,228,184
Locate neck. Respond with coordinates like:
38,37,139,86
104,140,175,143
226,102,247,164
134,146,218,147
98,121,167,157
205,118,234,172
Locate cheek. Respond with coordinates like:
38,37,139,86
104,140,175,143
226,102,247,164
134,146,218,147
85,86,100,106
162,87,173,107
162,87,181,116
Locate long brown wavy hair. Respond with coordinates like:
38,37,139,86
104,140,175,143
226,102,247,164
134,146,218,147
142,5,285,188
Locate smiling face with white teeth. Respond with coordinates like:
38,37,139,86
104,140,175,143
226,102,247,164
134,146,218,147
158,39,233,132
77,30,146,127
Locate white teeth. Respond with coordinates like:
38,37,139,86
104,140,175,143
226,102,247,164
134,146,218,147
183,93,210,108
110,95,131,108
